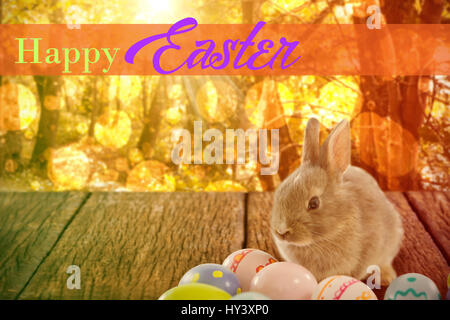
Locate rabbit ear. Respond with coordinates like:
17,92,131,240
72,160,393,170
319,119,351,177
302,118,320,165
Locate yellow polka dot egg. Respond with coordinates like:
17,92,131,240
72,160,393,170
179,263,241,296
312,275,377,300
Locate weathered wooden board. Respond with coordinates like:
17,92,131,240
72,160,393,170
404,191,449,262
0,192,88,299
246,192,281,260
247,192,449,300
386,192,449,298
2,191,448,300
18,192,245,299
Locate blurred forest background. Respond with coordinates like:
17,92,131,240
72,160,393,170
0,0,449,192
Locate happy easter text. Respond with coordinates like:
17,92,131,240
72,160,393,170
15,17,301,74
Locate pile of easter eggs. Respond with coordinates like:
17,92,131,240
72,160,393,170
158,248,445,300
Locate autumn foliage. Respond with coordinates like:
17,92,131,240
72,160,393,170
0,0,448,192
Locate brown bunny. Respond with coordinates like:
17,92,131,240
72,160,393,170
271,118,403,285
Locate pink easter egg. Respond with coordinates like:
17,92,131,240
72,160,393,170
249,262,317,300
222,249,277,291
312,275,377,300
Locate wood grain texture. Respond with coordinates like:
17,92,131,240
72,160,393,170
0,192,88,299
247,192,449,300
246,192,281,260
386,192,449,299
18,192,245,299
404,191,449,262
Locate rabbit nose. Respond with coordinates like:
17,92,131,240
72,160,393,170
276,228,291,238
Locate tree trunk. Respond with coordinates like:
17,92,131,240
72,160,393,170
0,0,4,175
32,76,62,164
31,0,63,166
0,80,22,175
353,0,444,190
420,0,445,24
88,77,100,138
241,0,272,189
241,0,255,23
0,0,2,86
138,77,165,159
0,0,20,176
241,0,300,189
260,79,300,182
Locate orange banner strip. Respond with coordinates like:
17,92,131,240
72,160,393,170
0,21,449,75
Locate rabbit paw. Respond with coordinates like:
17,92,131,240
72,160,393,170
380,265,397,286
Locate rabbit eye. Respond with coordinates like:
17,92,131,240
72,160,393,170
308,196,320,210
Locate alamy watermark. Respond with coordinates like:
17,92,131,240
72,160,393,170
366,265,381,289
367,5,381,30
171,121,279,175
66,265,81,290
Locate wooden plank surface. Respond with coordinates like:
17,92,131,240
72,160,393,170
404,191,449,262
385,192,449,298
246,192,281,260
0,192,89,299
2,191,448,300
247,192,449,300
18,192,245,299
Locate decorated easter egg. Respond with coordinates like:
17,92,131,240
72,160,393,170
312,275,377,300
159,283,231,300
384,273,441,300
249,262,317,300
222,248,277,291
179,263,241,296
230,292,271,300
